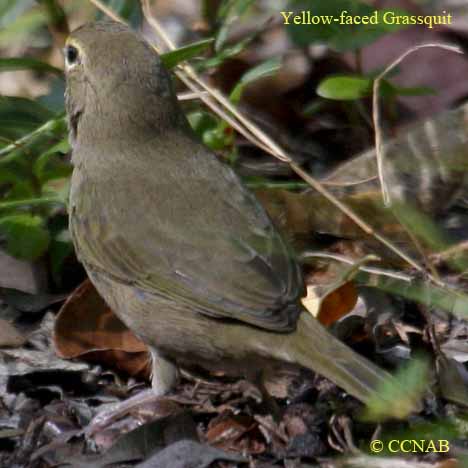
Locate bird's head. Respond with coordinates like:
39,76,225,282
64,21,180,146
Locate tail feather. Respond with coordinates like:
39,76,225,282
277,312,390,403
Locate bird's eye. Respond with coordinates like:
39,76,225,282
65,45,80,67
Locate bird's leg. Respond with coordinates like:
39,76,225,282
85,348,178,435
149,346,179,396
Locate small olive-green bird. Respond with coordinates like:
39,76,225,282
66,21,390,402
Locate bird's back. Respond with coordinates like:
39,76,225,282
70,129,305,332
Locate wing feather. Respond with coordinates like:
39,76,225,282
71,138,304,332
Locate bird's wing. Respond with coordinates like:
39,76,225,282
71,140,304,332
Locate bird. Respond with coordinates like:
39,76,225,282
65,20,391,403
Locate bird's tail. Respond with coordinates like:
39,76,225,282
277,311,391,404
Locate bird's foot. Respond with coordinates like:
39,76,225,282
85,388,166,436
85,349,179,436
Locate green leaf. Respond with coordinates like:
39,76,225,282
202,127,229,150
317,75,371,100
390,202,450,252
0,96,55,137
230,57,282,103
160,38,214,69
0,57,62,74
197,35,252,70
187,111,219,137
357,272,468,320
0,115,66,159
40,0,67,29
3,180,36,202
187,111,232,150
373,80,436,99
0,214,50,260
285,0,410,52
316,75,417,101
42,177,70,206
0,166,23,186
244,177,308,190
218,0,253,20
34,138,71,183
215,0,256,51
363,357,428,421
241,57,282,85
393,85,436,97
0,197,63,211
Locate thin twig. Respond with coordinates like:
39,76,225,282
88,0,122,22
177,90,209,101
0,197,64,210
300,251,413,282
321,175,378,187
399,220,440,281
372,43,463,206
431,240,468,263
0,117,65,158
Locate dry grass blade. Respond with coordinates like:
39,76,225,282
88,0,122,23
301,252,413,282
177,91,209,101
372,43,463,207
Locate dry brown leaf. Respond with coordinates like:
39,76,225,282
206,412,265,454
54,279,150,379
302,264,359,327
317,282,358,327
301,281,358,326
